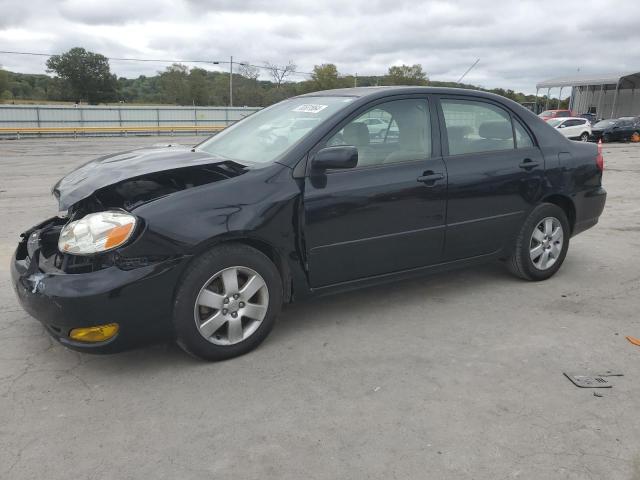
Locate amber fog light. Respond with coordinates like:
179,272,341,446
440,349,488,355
69,323,119,342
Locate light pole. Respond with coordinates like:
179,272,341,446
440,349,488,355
212,57,249,107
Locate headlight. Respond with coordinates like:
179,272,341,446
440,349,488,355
58,211,137,255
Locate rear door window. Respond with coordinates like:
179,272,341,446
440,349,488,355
514,119,534,148
440,99,515,155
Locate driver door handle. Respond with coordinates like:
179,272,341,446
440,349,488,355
417,172,444,185
519,159,539,170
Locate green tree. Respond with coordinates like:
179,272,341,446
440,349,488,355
311,63,340,90
45,47,117,104
385,64,428,86
188,68,210,105
159,64,190,104
236,62,264,106
0,68,9,94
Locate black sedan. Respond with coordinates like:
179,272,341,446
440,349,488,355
11,87,607,360
590,117,640,142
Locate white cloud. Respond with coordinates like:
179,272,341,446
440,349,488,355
0,0,638,93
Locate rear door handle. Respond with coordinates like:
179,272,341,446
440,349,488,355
519,159,539,170
417,172,444,185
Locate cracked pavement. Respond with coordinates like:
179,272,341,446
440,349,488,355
1,136,639,479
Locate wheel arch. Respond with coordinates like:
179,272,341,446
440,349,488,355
189,235,294,304
542,194,576,234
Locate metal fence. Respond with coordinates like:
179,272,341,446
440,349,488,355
0,104,261,138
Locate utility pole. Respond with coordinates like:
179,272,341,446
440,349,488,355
229,55,233,107
354,73,358,88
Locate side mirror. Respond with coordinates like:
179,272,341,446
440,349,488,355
312,146,358,170
558,124,566,128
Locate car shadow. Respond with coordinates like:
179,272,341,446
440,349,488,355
46,254,586,370
273,261,512,342
64,262,512,372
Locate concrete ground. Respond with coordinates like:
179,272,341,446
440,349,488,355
0,136,639,480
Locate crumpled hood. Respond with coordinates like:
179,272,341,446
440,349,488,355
53,145,240,210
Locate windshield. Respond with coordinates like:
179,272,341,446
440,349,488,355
539,111,553,117
547,119,563,128
197,96,355,164
594,120,616,128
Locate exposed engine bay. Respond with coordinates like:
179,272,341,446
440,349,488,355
19,162,246,275
69,163,245,216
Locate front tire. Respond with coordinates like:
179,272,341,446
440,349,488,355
507,203,570,281
173,243,283,361
580,132,589,142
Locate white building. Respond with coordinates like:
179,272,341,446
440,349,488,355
535,72,640,119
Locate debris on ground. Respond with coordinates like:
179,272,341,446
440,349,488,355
626,336,640,346
563,373,613,388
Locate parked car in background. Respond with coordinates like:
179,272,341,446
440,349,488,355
590,117,640,142
547,117,592,142
538,109,574,122
11,87,606,361
361,117,389,137
619,116,640,125
579,113,598,124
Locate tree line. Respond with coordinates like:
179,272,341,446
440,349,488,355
1,47,557,108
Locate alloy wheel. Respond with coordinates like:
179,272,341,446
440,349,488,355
529,217,563,270
193,266,269,345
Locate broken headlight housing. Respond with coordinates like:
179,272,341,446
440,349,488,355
58,211,137,255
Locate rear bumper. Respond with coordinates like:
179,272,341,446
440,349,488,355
11,245,188,353
572,186,607,236
589,131,603,141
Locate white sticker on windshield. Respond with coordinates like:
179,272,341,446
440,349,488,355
292,104,328,114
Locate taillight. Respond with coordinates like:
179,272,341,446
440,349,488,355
596,139,604,172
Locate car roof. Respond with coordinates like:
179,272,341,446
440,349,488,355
297,86,518,104
555,117,588,121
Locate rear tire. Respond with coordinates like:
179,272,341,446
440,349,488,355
507,203,570,281
173,243,283,361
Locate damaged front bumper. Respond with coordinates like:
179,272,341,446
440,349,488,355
10,217,189,353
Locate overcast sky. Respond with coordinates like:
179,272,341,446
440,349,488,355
1,0,639,94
